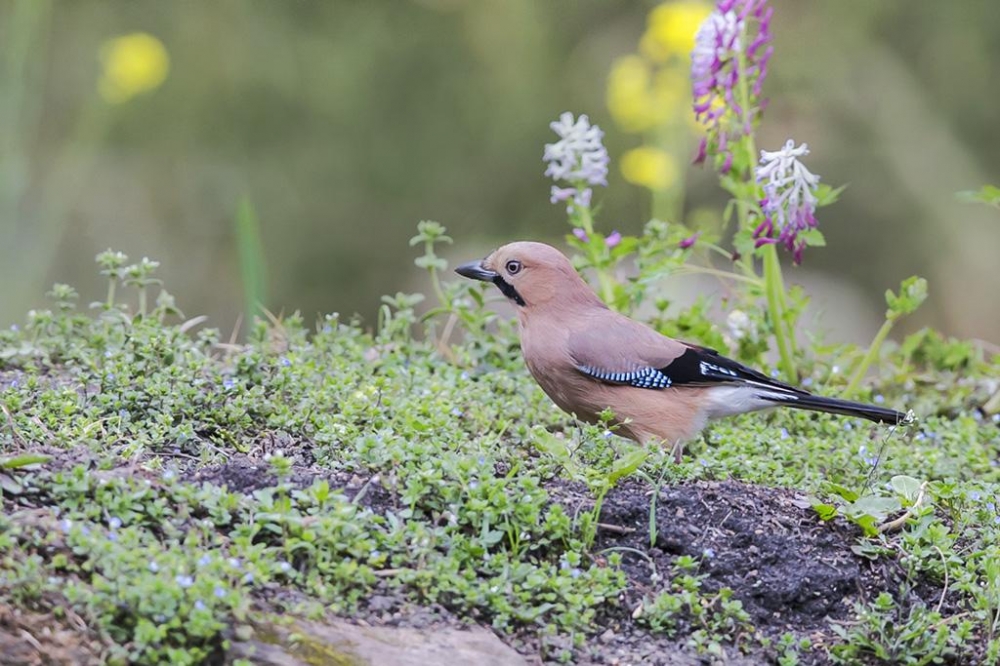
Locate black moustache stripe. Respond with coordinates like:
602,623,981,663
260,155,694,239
492,276,526,306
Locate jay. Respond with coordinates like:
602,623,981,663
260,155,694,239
456,241,906,455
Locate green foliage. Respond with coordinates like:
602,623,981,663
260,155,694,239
845,276,929,396
830,591,967,664
957,184,1000,209
1,224,998,664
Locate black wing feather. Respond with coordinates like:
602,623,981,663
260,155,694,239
662,346,807,393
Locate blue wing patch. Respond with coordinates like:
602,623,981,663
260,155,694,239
577,365,672,389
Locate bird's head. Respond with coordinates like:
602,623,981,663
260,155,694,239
455,241,603,311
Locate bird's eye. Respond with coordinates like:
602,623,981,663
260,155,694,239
505,260,522,275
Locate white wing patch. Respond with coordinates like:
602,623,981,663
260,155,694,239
577,365,672,389
699,360,739,378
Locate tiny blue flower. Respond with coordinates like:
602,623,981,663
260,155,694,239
477,456,486,466
279,561,292,572
969,491,982,502
194,600,206,611
699,458,709,467
176,575,194,588
703,548,716,559
108,517,122,530
223,377,236,390
228,557,242,569
214,586,226,598
148,561,159,573
162,469,176,481
198,554,212,567
570,567,582,579
987,502,996,512
59,519,73,533
279,357,291,367
242,572,254,584
460,371,470,381
779,428,789,440
874,394,885,404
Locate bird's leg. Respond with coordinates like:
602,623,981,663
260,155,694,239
670,439,685,464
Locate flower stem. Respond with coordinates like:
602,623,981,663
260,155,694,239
762,243,797,382
733,16,798,380
577,198,616,307
844,318,895,396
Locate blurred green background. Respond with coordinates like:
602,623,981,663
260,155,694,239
2,1,998,343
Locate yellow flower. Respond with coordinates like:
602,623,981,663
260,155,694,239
640,1,713,63
98,33,170,104
607,56,657,133
620,147,679,191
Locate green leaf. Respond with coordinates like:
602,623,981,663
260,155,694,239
845,496,901,522
0,453,52,470
608,446,649,484
956,184,1000,208
890,475,924,503
812,503,838,521
798,228,826,248
885,276,927,319
530,428,572,466
826,483,859,503
851,513,880,537
814,183,847,207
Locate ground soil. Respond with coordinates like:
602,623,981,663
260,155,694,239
5,448,966,665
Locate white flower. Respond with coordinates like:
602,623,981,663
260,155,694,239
754,139,821,262
543,112,609,187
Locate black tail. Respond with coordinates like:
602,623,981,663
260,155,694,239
765,392,908,425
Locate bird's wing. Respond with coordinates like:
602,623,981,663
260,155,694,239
567,313,807,395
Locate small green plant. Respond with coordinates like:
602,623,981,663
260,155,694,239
635,555,751,645
531,417,648,548
845,276,928,396
830,591,965,664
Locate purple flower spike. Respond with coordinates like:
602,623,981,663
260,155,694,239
691,0,773,175
605,231,622,248
754,139,820,263
573,228,589,242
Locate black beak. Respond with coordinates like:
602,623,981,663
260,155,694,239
455,260,497,282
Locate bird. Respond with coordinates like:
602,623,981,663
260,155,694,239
455,241,907,458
